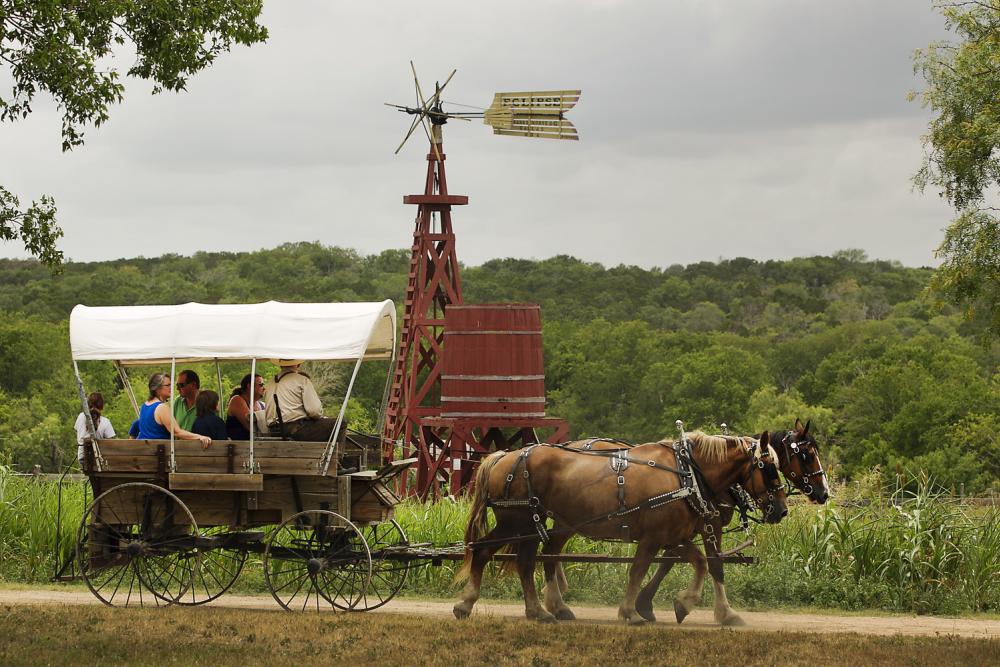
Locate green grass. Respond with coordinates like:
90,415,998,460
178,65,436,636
1,465,997,615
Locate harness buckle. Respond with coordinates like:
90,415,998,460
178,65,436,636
617,475,625,486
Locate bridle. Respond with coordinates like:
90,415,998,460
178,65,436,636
741,439,783,518
779,430,826,497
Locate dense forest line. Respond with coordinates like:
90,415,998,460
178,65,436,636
1,243,997,492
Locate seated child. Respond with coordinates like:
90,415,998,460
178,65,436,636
192,390,229,441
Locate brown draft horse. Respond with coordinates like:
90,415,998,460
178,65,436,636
630,419,829,625
453,432,787,624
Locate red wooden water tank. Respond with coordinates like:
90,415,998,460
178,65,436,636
441,304,547,418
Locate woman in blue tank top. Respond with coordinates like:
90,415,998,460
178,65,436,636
137,373,212,448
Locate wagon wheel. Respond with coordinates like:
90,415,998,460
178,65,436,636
263,510,372,612
76,482,197,607
346,520,409,611
175,526,249,605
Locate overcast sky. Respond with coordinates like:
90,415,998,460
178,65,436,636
1,1,953,269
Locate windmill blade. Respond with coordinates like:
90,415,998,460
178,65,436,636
408,61,441,161
410,60,431,110
395,113,423,154
428,69,457,107
418,113,442,162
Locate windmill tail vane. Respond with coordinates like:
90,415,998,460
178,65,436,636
482,90,581,140
388,63,581,153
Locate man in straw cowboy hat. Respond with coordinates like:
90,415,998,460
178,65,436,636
263,360,339,441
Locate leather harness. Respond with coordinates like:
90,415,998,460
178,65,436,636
485,438,726,546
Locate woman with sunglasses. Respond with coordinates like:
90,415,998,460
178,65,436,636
226,373,265,440
137,373,212,448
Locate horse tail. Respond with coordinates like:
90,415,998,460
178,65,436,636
455,450,508,582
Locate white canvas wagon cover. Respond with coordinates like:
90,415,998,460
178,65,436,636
70,300,397,364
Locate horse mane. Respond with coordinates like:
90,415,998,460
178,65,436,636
681,431,743,463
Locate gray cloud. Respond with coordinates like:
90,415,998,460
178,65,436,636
0,1,952,268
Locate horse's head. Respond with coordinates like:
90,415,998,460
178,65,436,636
739,432,788,524
773,419,829,504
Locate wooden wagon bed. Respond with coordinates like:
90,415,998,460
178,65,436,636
84,438,406,527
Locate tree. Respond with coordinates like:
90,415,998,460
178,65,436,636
0,1,268,266
913,1,1000,337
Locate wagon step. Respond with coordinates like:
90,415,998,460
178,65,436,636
194,531,267,549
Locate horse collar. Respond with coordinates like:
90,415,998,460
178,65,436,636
673,439,715,520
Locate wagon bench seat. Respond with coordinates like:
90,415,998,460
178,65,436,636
92,438,332,476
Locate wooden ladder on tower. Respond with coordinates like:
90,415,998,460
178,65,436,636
382,234,421,459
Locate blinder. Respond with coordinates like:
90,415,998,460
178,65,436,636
738,439,783,521
779,430,826,498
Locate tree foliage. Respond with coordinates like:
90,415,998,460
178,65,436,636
913,1,1000,337
0,0,268,265
1,244,996,494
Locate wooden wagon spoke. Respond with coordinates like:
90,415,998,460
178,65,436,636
77,483,197,607
265,510,371,613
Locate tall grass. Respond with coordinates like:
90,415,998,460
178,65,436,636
1,465,997,614
742,482,1000,613
0,466,85,582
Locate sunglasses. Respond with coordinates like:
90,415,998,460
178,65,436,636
176,382,188,388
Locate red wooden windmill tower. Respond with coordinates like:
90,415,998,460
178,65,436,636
382,64,578,499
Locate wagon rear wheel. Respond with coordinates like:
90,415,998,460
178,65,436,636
263,510,372,612
76,482,197,607
347,520,409,611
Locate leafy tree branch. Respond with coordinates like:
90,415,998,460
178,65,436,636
0,0,268,265
913,0,1000,336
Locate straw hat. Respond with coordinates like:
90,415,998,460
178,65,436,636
273,359,305,367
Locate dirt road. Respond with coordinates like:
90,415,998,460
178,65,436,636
1,588,996,639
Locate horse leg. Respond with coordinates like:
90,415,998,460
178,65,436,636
556,561,569,595
517,540,555,622
618,537,659,625
672,540,707,624
540,530,575,620
706,538,744,626
635,553,675,623
453,533,504,619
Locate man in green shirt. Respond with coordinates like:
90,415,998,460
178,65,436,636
173,370,200,431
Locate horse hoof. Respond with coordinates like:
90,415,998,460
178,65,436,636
534,613,557,624
627,616,647,626
636,605,656,623
554,608,576,621
453,604,471,619
673,600,689,624
720,614,745,627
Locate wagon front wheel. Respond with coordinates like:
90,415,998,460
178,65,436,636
347,520,409,611
263,510,372,612
76,482,198,607
176,526,250,605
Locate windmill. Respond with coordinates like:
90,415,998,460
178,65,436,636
382,64,578,499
